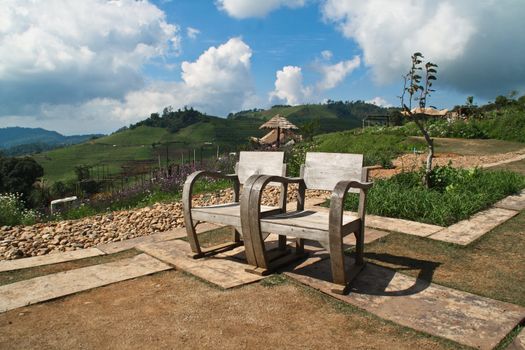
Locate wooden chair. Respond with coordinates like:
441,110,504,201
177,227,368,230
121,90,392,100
182,151,287,262
240,152,373,294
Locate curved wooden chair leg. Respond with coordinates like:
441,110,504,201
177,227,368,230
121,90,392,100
184,216,203,258
329,233,347,288
354,225,365,266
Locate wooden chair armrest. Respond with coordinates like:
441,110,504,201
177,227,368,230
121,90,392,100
241,174,305,218
182,171,240,211
329,180,373,227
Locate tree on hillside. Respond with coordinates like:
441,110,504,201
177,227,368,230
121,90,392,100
0,156,43,201
400,52,440,187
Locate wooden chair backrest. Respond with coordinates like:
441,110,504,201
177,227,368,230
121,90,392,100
302,152,364,193
236,151,286,185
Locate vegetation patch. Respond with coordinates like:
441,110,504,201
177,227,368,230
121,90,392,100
399,105,525,143
0,193,40,226
344,166,525,226
287,129,424,176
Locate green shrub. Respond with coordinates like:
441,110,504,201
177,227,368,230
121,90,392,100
0,193,40,226
344,166,525,226
480,107,525,142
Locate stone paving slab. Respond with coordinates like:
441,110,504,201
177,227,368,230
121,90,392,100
507,328,525,350
495,190,525,212
343,228,390,245
97,223,223,254
97,230,181,254
483,152,525,168
137,240,266,289
366,215,444,237
0,254,171,313
285,256,525,350
429,207,518,245
0,247,105,273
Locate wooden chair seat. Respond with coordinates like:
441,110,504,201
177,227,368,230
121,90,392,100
192,203,280,228
258,210,360,246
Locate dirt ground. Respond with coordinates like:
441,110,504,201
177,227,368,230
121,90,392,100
371,149,525,179
0,270,463,350
1,138,523,349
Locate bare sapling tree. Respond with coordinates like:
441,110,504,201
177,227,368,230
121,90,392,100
400,52,438,187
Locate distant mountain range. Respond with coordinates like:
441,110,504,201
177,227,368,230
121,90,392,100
0,127,104,155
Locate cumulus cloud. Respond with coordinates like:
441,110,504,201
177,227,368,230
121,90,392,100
321,50,333,60
216,0,306,18
366,97,392,107
0,0,180,115
2,38,256,134
321,0,525,97
270,55,360,105
316,56,360,90
187,27,200,39
269,66,313,105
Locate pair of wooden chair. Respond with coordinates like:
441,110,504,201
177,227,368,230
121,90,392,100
182,151,373,293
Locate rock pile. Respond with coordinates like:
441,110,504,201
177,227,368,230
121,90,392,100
0,187,328,261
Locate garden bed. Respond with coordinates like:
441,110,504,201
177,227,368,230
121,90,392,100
345,166,525,226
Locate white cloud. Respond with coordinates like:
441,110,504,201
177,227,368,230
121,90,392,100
366,97,392,108
269,66,313,105
321,50,333,60
1,38,256,134
216,0,306,18
317,56,360,90
0,0,180,114
321,0,525,97
187,27,200,39
270,55,360,105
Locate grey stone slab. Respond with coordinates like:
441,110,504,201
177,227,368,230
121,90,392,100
0,248,105,273
507,327,525,350
495,190,525,212
366,215,444,237
97,230,180,254
137,240,265,289
285,257,525,350
0,254,171,313
483,153,525,168
429,207,518,245
343,228,390,245
97,223,223,254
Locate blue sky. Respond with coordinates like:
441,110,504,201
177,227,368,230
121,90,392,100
0,0,524,135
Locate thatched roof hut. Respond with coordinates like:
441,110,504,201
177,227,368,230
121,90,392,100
259,114,298,147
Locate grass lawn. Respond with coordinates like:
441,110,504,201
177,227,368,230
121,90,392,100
431,137,525,155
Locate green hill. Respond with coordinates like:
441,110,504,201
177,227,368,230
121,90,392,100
229,101,390,133
33,102,390,182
